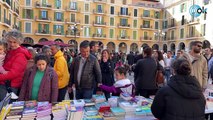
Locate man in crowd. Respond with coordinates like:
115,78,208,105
204,47,212,62
164,51,173,82
89,41,99,58
182,41,208,90
176,50,184,59
51,44,70,102
127,51,135,75
69,40,102,99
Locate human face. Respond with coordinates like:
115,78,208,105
80,47,90,58
102,50,109,60
193,43,202,53
204,48,210,55
50,45,58,55
0,45,5,55
45,49,52,56
152,51,158,59
8,38,20,50
115,71,125,80
36,60,47,71
92,44,99,52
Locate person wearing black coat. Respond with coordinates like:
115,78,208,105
100,49,115,100
151,58,206,120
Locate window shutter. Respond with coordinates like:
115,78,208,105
53,25,56,34
62,13,64,21
46,24,49,33
133,31,136,40
38,23,41,33
89,28,91,37
22,9,25,18
54,12,56,21
61,25,64,35
39,11,41,19
84,27,86,36
31,10,33,19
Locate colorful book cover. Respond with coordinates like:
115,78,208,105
6,109,23,118
37,102,52,112
84,105,97,112
110,107,125,114
83,115,104,120
11,101,25,109
84,99,95,106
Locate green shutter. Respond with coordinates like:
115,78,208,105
46,11,48,19
102,17,104,24
133,31,136,40
22,9,25,18
84,27,86,36
53,25,56,34
55,0,57,8
38,23,41,33
61,25,64,35
19,22,22,31
89,28,91,37
54,12,56,21
46,24,49,33
31,10,33,19
62,13,64,21
110,29,113,38
39,11,41,19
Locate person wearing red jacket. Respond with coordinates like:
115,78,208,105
0,30,32,101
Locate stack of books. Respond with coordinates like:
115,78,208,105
95,102,110,112
67,106,83,120
84,99,95,107
72,99,85,107
135,106,152,116
36,102,52,120
22,100,37,120
110,107,126,118
5,101,24,120
120,93,133,101
92,95,106,104
52,105,67,120
119,101,139,117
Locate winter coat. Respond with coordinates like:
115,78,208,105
0,47,32,88
134,56,158,90
100,60,114,86
19,66,58,103
53,50,70,89
182,52,208,89
69,54,102,89
151,75,206,120
127,53,135,65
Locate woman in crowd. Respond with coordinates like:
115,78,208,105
153,50,165,68
151,58,205,120
19,54,58,102
0,30,32,101
100,49,114,100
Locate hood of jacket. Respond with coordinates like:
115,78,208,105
54,50,64,59
8,47,32,60
168,75,203,99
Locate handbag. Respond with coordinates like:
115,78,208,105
156,70,164,84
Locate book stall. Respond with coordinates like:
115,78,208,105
0,94,156,120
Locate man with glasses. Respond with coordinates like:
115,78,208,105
182,41,208,90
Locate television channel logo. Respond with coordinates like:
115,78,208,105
189,5,207,17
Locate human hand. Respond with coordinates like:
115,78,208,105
103,58,107,62
97,83,102,87
72,84,76,88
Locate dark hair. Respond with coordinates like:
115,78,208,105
172,58,191,75
0,40,6,48
89,41,98,49
157,51,164,61
80,40,90,48
42,45,50,52
115,66,127,76
143,47,152,57
101,49,111,60
190,41,202,48
34,54,49,64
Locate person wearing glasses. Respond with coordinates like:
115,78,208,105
182,41,208,90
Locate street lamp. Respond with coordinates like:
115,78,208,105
154,30,165,50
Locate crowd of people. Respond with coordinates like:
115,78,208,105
0,30,213,119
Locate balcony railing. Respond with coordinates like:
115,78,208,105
141,14,154,18
35,2,52,8
187,19,200,25
65,30,80,37
15,8,19,15
4,18,11,26
117,36,130,40
118,12,131,17
13,24,19,30
2,0,11,8
93,21,106,26
65,19,80,24
118,24,130,28
140,25,153,29
35,30,51,35
66,7,81,12
92,34,106,38
93,0,107,3
35,16,51,22
93,9,106,14
140,36,152,40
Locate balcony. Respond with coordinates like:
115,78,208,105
93,0,107,3
117,36,130,40
187,19,200,26
65,19,80,24
13,24,19,30
55,18,63,22
15,8,19,15
167,24,176,30
92,34,106,39
35,1,52,9
118,12,131,17
140,36,152,41
141,14,154,19
3,18,11,27
35,30,51,36
167,37,176,41
93,9,106,14
66,7,81,12
93,21,106,27
118,23,130,28
2,0,11,8
140,25,154,30
186,34,202,40
65,30,80,38
35,16,51,22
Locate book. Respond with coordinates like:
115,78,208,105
84,106,98,112
83,115,103,120
120,92,132,101
11,101,25,110
73,99,85,107
110,107,125,116
92,95,106,103
6,109,23,119
84,99,95,106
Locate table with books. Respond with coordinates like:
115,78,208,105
0,94,157,120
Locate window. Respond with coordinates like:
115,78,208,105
84,27,90,37
143,10,150,17
180,3,186,13
55,0,61,9
144,31,148,39
85,3,89,12
123,0,126,4
155,21,159,29
189,26,195,37
110,17,114,26
201,24,206,36
204,13,207,20
85,15,89,24
120,18,127,25
120,7,128,15
163,21,168,29
181,15,184,25
133,31,137,40
133,20,137,28
25,22,31,33
41,11,47,19
70,2,77,10
53,25,64,35
97,5,103,13
134,9,137,17
120,30,126,37
155,11,160,19
38,24,49,33
109,29,114,38
23,9,33,19
42,0,47,6
96,16,103,24
55,12,63,21
26,0,31,6
96,28,102,35
143,20,150,28
111,0,114,3
180,28,184,38
110,6,114,15
171,30,174,40
171,18,175,27
71,14,75,22
164,11,167,18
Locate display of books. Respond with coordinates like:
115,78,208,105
10,101,25,110
92,95,106,104
110,107,126,116
84,99,95,106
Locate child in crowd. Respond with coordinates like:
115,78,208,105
99,66,134,96
0,40,7,74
